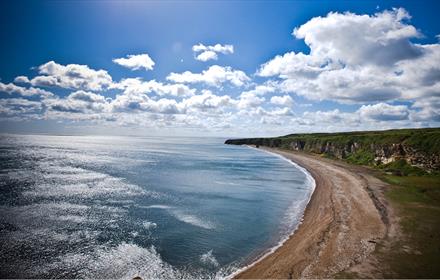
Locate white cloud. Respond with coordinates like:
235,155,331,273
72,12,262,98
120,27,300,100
237,92,265,109
167,65,250,87
410,96,440,122
358,103,409,121
270,95,294,107
27,61,113,91
113,54,155,71
112,78,195,97
0,98,43,118
192,43,234,54
292,8,421,66
258,8,440,105
13,76,30,84
240,83,277,96
192,43,234,61
182,90,234,112
0,82,53,98
196,51,218,62
45,91,109,114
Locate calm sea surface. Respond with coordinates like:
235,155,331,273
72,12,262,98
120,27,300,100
0,134,314,278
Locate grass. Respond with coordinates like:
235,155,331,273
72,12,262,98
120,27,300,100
374,174,440,278
346,149,376,165
379,159,427,176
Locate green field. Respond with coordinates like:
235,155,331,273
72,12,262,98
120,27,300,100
366,174,440,278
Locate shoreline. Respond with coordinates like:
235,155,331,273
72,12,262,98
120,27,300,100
233,147,389,279
227,146,317,279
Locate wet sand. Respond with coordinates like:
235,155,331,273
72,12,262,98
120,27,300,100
235,147,391,279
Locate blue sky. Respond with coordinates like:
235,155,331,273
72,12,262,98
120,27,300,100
0,0,439,136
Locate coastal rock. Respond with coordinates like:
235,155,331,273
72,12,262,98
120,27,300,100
225,128,440,172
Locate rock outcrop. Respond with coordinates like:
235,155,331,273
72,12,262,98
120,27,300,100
225,128,440,172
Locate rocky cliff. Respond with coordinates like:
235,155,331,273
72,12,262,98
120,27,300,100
225,128,440,173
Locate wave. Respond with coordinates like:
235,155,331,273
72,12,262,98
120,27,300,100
47,243,235,279
138,204,172,209
45,243,179,279
138,205,215,230
142,221,157,230
170,210,215,230
200,250,219,267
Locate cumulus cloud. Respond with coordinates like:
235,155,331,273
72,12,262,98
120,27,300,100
167,65,250,87
112,78,195,97
192,43,234,61
270,95,294,107
182,90,234,112
196,51,218,62
0,82,53,98
237,92,265,109
113,54,155,71
258,8,440,105
13,76,30,84
292,8,422,66
24,61,113,91
410,96,440,122
45,91,108,114
358,103,409,121
240,83,277,96
0,98,43,118
111,93,182,115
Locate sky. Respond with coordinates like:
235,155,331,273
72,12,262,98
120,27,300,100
0,0,439,137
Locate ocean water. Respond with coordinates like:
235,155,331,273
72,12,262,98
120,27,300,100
0,134,314,279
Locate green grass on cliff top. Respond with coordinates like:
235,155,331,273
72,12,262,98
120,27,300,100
279,127,440,154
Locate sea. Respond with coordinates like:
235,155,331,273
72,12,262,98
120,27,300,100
0,134,314,279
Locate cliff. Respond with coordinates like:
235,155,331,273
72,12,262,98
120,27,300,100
225,128,440,173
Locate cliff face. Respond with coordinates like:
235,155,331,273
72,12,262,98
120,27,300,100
225,128,440,172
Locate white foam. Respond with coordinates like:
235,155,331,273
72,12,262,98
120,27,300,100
52,243,180,279
171,210,215,230
139,204,172,209
200,250,219,267
214,180,239,186
137,205,215,230
142,221,157,230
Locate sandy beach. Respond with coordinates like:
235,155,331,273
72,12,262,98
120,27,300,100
235,147,394,279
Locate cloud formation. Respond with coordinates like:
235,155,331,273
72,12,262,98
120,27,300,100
270,95,294,107
258,8,440,107
192,43,234,61
112,78,195,97
167,65,250,87
113,54,155,71
19,61,113,91
359,103,409,121
0,82,53,98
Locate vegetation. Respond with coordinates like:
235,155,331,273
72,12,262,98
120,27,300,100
375,174,440,278
225,127,440,172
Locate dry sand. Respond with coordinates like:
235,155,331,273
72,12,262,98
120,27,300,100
235,147,394,279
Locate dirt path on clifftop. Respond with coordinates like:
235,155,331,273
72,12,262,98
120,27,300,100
235,148,392,279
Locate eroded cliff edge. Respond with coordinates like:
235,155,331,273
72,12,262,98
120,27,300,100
225,128,440,173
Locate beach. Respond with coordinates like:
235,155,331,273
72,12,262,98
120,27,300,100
235,147,393,279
